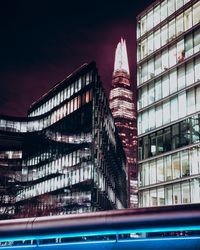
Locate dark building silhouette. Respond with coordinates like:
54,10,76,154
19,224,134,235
109,38,138,208
0,62,127,218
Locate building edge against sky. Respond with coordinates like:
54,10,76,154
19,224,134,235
109,38,138,208
137,0,200,207
0,62,127,219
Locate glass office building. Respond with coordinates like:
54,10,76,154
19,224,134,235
0,62,127,218
137,0,200,207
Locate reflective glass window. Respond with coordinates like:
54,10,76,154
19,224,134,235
162,75,170,98
171,96,178,121
154,30,161,51
172,152,180,179
155,54,162,75
154,5,160,27
163,101,170,124
169,69,177,94
173,183,181,204
184,7,192,31
157,187,165,206
182,181,190,204
193,1,200,26
155,79,162,101
191,179,200,203
148,34,154,54
161,24,168,46
165,185,173,205
147,10,153,31
194,29,200,54
169,19,176,41
150,189,157,206
161,50,169,71
168,0,175,16
187,88,195,115
178,92,186,118
177,65,186,90
169,45,177,67
161,1,168,22
157,158,164,182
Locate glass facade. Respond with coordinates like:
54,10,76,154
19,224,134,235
137,0,200,207
0,62,127,218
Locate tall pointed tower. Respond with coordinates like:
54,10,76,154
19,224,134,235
109,38,138,208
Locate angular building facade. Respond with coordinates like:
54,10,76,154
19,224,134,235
109,38,138,208
0,62,127,218
137,0,200,207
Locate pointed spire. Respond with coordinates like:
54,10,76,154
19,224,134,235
114,38,130,75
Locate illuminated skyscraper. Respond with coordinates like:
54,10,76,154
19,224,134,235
109,38,138,208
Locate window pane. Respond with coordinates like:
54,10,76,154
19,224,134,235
161,24,168,46
184,7,192,31
169,19,176,41
171,96,178,121
148,82,155,104
154,30,161,51
178,91,186,118
165,185,173,205
147,35,153,55
155,54,162,75
186,61,194,86
150,189,157,206
157,158,164,182
162,75,170,98
177,65,186,90
149,108,156,130
189,148,199,175
187,88,195,115
148,59,155,80
185,33,193,58
172,152,180,179
157,187,165,206
141,16,147,36
169,45,177,67
181,150,189,177
155,79,162,101
154,5,160,27
194,29,200,54
150,161,156,184
156,105,163,127
169,69,177,94
161,0,168,22
147,10,153,31
168,0,175,16
193,1,200,26
173,183,181,204
163,101,170,124
182,181,190,204
162,50,169,71
190,179,200,203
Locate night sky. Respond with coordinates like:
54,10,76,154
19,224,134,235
0,0,153,116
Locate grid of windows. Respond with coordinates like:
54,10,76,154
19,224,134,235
140,178,200,207
138,30,200,86
138,1,200,60
139,113,200,160
139,147,200,187
138,86,200,135
137,0,200,209
29,71,92,117
0,89,93,133
137,0,193,39
138,56,200,110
